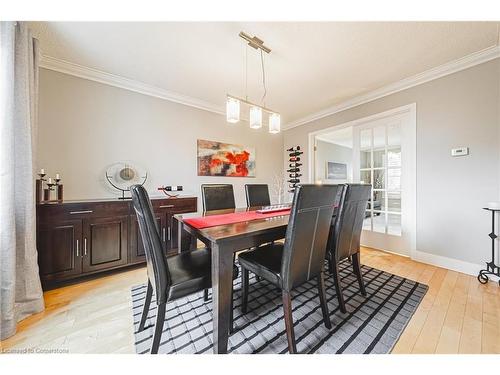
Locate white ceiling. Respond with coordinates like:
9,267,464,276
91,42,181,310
29,22,499,125
316,127,353,148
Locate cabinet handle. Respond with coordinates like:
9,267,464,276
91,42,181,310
159,205,174,209
84,238,88,256
162,227,166,241
76,239,79,257
69,210,93,215
168,227,171,241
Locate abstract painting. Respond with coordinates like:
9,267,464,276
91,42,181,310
197,139,256,177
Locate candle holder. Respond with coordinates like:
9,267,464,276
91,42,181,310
54,178,64,201
36,173,47,204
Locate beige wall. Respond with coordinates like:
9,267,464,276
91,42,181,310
284,59,500,267
37,69,284,207
315,140,353,184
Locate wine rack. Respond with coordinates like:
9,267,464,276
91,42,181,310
287,145,303,193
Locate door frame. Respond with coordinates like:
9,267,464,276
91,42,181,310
307,103,417,259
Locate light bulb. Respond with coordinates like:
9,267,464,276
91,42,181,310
269,113,281,133
226,97,240,123
249,106,262,129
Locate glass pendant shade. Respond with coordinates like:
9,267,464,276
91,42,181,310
226,97,240,123
268,113,281,133
249,106,262,129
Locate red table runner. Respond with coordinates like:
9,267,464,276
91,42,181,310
184,209,291,229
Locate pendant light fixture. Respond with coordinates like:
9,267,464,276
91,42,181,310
226,31,280,134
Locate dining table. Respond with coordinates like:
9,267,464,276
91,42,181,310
174,206,291,354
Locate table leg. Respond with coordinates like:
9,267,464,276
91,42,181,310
177,220,197,253
211,242,234,354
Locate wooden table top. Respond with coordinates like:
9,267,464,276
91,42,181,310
174,207,290,243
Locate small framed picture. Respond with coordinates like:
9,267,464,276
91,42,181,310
326,162,347,180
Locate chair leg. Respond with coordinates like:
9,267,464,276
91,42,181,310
282,291,297,354
352,252,367,296
150,302,166,354
332,260,347,313
241,267,249,314
138,281,153,332
317,273,332,329
203,289,209,302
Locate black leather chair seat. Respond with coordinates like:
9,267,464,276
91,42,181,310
168,248,239,301
238,243,284,287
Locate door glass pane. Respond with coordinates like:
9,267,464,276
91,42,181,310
374,191,385,211
373,169,385,190
363,211,372,230
387,192,401,212
360,128,371,149
388,123,401,147
373,149,386,168
360,150,371,169
388,168,401,191
373,212,386,233
373,126,386,149
388,214,402,235
387,148,401,167
360,170,371,185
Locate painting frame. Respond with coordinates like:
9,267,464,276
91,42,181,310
197,139,256,177
326,161,347,180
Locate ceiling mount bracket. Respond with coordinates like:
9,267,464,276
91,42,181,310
239,31,271,54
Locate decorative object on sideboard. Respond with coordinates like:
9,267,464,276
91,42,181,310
287,146,303,193
197,139,256,177
105,161,148,199
158,185,184,198
271,171,287,204
225,31,280,134
36,168,46,203
36,169,64,203
478,206,500,286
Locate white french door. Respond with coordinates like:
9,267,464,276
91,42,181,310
352,106,416,256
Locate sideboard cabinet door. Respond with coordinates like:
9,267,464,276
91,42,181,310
129,214,163,264
82,216,128,273
37,219,83,283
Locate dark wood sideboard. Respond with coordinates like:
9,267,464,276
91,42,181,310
36,196,197,289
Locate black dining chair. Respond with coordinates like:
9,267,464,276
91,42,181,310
238,184,341,354
130,184,238,354
326,183,371,314
245,184,271,207
201,184,236,211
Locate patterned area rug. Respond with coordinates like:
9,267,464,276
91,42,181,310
131,260,428,354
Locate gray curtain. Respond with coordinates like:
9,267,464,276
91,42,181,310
0,21,45,340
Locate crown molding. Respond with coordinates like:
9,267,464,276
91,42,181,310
284,45,500,130
39,55,225,116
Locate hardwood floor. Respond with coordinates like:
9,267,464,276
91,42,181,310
1,247,498,354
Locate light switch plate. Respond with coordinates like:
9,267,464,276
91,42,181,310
451,147,469,157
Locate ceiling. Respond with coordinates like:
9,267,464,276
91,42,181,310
29,22,499,125
316,127,353,148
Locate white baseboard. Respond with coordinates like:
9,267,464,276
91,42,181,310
413,250,498,281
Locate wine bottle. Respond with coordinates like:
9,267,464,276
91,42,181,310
286,146,301,152
288,178,300,184
289,162,302,168
287,168,299,173
288,151,303,157
289,157,301,162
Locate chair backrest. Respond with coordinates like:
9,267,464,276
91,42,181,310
201,184,236,211
245,184,271,207
327,183,371,262
130,184,171,303
281,184,342,291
